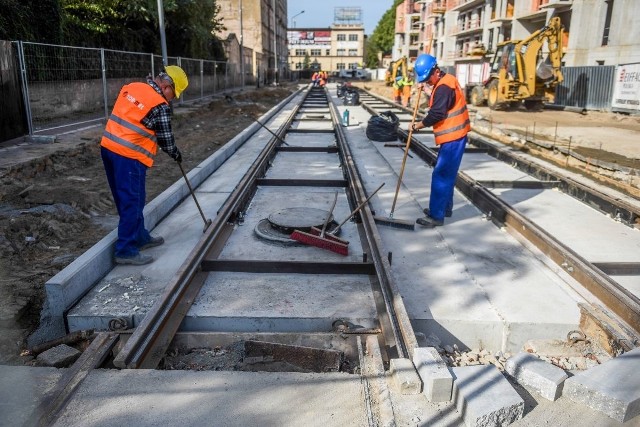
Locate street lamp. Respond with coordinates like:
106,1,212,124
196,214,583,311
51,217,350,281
291,10,304,28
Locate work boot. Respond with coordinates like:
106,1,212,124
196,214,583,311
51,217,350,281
416,215,444,228
423,208,452,218
139,235,164,251
114,253,154,265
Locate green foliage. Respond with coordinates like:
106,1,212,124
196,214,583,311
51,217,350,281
365,0,404,67
0,0,62,43
0,0,225,60
303,52,310,69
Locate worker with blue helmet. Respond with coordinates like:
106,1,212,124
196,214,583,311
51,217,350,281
411,53,471,227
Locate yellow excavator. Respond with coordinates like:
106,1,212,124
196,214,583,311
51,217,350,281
469,17,564,110
385,56,408,86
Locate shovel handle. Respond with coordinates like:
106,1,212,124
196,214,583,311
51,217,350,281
320,192,338,238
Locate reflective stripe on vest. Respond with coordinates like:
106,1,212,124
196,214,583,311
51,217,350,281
100,82,167,167
429,74,471,145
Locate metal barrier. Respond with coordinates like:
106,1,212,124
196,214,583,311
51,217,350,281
555,65,616,111
13,41,241,135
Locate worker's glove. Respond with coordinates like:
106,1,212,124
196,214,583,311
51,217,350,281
171,149,182,164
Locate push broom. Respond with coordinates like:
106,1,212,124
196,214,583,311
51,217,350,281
290,192,349,255
291,183,385,256
373,89,423,231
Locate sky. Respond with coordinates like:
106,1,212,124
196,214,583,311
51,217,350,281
286,0,394,36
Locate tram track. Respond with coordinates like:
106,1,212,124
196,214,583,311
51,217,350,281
358,89,640,352
26,82,640,426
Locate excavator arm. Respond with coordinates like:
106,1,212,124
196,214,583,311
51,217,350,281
386,56,408,86
514,16,564,97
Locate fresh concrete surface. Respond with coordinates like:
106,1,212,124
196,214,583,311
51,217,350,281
338,90,583,352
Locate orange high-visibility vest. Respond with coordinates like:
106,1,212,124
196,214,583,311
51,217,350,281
101,82,168,167
429,74,470,145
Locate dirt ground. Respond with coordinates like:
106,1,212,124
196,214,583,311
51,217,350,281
0,85,296,365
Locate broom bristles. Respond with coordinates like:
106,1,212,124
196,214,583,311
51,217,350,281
290,229,349,256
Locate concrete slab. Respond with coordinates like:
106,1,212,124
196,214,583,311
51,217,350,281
51,369,369,426
283,132,336,148
186,271,377,332
505,352,568,401
563,347,640,422
0,365,62,427
451,365,524,427
341,105,582,352
266,152,344,180
493,187,640,264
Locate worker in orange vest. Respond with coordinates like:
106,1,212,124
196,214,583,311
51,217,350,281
100,65,189,264
311,71,320,86
410,54,470,228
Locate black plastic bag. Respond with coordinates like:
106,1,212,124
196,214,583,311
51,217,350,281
343,90,360,106
366,111,399,142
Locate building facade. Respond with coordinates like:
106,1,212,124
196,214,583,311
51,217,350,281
217,0,288,83
287,24,366,74
393,0,640,74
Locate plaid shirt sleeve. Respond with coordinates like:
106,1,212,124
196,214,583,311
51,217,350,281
141,79,179,158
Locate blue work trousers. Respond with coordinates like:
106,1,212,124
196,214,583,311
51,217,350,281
428,135,467,221
101,147,152,257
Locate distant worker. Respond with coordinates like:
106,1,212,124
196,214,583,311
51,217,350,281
311,71,320,87
401,68,415,107
319,70,327,87
392,76,403,104
410,54,470,228
100,65,188,264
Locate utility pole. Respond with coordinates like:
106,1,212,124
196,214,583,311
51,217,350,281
240,0,244,89
157,0,168,67
272,0,277,85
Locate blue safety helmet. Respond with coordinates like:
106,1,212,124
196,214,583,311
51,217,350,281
414,54,438,83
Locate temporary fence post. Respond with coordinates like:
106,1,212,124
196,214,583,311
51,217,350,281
17,41,34,136
101,49,109,121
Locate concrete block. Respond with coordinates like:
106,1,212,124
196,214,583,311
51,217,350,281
451,365,524,427
413,347,453,402
37,344,81,368
389,358,421,395
563,347,640,422
505,352,568,401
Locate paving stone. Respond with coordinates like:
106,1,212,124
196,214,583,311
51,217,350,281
413,347,453,402
563,347,640,422
505,352,568,401
37,343,81,367
389,357,421,395
452,365,524,427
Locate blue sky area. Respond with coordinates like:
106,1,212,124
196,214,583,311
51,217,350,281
287,0,394,35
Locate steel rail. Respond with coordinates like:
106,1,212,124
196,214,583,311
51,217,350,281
329,98,418,360
114,88,309,369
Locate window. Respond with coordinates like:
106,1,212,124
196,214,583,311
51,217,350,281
337,63,346,70
295,49,306,56
326,49,331,55
602,0,614,46
310,49,321,56
349,63,359,70
337,34,346,41
348,49,358,56
337,49,346,56
348,34,358,41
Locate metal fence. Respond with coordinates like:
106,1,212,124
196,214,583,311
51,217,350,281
555,65,616,111
14,41,246,135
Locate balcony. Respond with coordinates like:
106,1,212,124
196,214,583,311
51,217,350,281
450,20,483,36
427,0,448,16
539,0,573,10
449,0,484,12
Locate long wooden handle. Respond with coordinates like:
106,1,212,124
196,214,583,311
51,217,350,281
320,192,338,237
331,183,385,235
390,89,422,217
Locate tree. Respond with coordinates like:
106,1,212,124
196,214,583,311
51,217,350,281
0,0,62,43
303,52,310,70
364,0,404,68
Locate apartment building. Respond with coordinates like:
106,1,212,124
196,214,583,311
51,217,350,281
393,0,640,79
287,24,366,74
217,0,288,82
